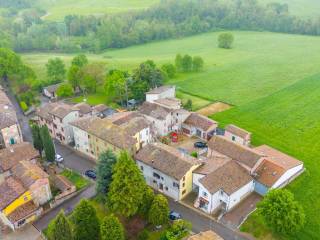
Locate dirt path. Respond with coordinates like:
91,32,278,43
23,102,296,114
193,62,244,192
197,102,232,116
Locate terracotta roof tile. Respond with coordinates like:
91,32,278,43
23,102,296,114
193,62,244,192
200,161,252,195
0,177,26,210
225,124,251,139
208,136,263,169
0,142,39,172
7,201,38,223
184,113,217,131
74,102,92,114
135,143,200,180
188,231,224,240
146,85,174,94
139,102,171,120
0,88,18,129
254,159,286,187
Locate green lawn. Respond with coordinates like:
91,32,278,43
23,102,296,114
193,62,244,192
61,169,90,190
22,31,320,106
37,0,159,20
213,73,320,239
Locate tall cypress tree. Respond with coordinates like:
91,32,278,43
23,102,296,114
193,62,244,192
47,210,73,240
31,124,43,157
71,199,100,240
148,194,169,226
96,149,117,194
40,125,55,162
107,151,147,217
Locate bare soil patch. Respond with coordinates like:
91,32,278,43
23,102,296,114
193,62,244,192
197,102,232,116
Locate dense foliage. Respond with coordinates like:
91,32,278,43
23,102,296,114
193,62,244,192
71,199,100,240
96,149,117,194
107,151,147,217
2,0,320,53
148,194,169,226
218,32,234,49
257,189,305,235
40,125,55,162
100,214,125,240
47,210,73,240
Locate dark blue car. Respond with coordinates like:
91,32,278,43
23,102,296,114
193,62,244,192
169,211,181,221
85,170,97,180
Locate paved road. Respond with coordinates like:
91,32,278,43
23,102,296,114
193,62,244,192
169,200,251,240
34,184,96,231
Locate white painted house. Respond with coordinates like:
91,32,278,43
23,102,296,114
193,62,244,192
253,145,304,195
146,85,176,103
224,124,251,146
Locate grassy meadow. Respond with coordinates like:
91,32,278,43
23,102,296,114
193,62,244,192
213,74,320,239
22,31,320,106
37,0,159,20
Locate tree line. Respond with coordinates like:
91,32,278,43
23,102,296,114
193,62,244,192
1,0,320,53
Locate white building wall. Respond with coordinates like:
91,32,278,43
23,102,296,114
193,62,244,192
227,180,254,210
62,111,79,143
146,87,175,103
1,124,23,148
224,131,247,146
272,164,304,189
136,160,180,200
73,126,92,157
139,127,152,146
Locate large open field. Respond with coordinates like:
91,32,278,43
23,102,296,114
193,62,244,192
36,0,159,20
213,73,320,239
22,31,320,106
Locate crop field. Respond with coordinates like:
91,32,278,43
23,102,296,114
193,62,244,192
37,0,159,20
213,74,320,239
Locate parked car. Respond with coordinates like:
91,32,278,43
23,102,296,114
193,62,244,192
55,154,64,163
194,141,207,148
85,170,97,180
169,211,181,221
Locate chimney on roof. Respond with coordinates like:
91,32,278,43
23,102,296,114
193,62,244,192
10,148,14,153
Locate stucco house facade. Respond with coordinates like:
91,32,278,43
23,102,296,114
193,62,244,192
224,124,251,146
0,86,23,149
135,143,201,201
182,113,218,140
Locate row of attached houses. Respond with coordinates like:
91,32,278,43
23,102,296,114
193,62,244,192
0,86,23,149
0,143,52,230
134,135,304,214
35,101,116,145
70,112,152,159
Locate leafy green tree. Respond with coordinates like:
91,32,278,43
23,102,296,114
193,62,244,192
104,70,127,104
71,54,88,68
71,199,100,240
100,214,125,240
56,83,74,98
139,186,155,217
258,189,305,235
68,65,81,90
46,58,66,83
20,101,28,112
137,229,150,240
0,48,22,82
183,99,192,111
148,194,169,226
181,54,193,72
161,63,176,78
96,149,117,195
175,54,183,72
218,33,234,49
40,125,55,162
47,210,73,240
192,56,204,71
31,124,43,156
80,63,105,93
108,151,147,217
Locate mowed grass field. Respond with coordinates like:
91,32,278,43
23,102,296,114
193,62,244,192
22,31,320,106
37,0,159,20
213,74,320,239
